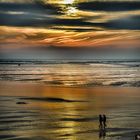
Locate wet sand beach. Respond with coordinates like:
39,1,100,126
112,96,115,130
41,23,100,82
0,82,140,140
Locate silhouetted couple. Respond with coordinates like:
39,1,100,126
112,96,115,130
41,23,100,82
99,114,107,128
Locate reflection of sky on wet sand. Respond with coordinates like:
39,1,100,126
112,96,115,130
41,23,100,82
0,82,140,139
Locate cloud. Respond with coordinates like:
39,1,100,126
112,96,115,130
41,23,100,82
0,0,140,53
0,2,58,26
0,11,55,26
101,15,140,30
0,26,140,48
77,1,140,12
0,2,139,32
1,12,140,31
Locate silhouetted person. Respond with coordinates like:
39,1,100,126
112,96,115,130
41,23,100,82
103,114,107,128
135,135,137,140
99,115,103,127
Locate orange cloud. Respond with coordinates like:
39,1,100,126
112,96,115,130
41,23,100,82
0,26,140,48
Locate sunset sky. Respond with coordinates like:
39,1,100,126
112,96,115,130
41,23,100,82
0,0,140,59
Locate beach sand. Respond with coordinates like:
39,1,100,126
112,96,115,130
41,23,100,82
0,82,140,140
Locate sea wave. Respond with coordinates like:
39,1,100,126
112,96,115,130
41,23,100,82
0,61,139,87
0,76,139,87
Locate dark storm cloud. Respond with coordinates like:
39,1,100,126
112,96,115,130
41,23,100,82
0,2,57,13
1,13,140,30
102,15,140,30
0,1,140,31
48,16,140,30
0,12,54,26
0,10,98,29
77,1,140,12
0,2,57,26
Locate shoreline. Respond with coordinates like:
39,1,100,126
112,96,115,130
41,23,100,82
0,80,140,88
0,81,139,98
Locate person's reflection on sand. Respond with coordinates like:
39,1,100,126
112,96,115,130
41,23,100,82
99,125,106,139
99,115,106,139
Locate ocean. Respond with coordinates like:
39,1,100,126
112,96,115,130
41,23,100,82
0,59,139,87
0,59,140,140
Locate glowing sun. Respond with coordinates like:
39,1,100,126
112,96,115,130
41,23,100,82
63,0,75,4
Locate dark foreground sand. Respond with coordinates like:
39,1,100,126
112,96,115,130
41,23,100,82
0,82,140,140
